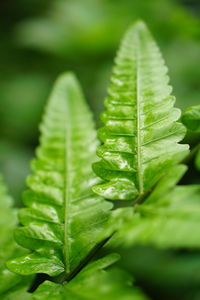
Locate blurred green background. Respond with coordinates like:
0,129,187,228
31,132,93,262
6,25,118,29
0,0,200,299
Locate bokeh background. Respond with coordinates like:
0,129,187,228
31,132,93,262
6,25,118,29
0,0,200,299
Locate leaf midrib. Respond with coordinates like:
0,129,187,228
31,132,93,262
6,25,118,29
64,99,71,275
135,34,144,195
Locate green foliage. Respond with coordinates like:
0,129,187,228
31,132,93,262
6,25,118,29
181,104,200,170
7,73,112,277
1,0,200,203
1,18,200,300
93,21,189,201
0,177,32,299
30,254,148,300
107,173,200,249
182,105,200,132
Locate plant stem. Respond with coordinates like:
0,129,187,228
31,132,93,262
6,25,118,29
64,236,112,283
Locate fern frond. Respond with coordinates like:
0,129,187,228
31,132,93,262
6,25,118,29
181,104,200,169
115,185,200,248
105,166,200,249
93,21,189,200
0,176,32,298
182,105,200,132
31,254,149,300
7,73,112,277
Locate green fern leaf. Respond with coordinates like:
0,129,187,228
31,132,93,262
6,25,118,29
92,21,189,201
181,104,200,169
116,186,200,248
106,166,200,249
7,73,112,277
0,176,32,299
182,105,200,132
31,254,149,300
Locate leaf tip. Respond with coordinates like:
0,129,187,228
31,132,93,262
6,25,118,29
127,19,149,35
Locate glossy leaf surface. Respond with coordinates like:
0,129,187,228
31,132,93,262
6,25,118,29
31,254,148,300
93,21,189,200
7,73,112,277
0,176,32,299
